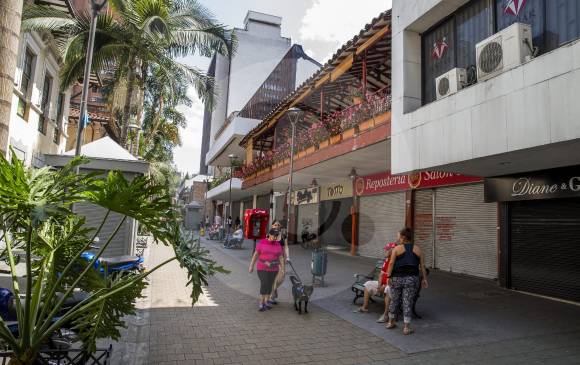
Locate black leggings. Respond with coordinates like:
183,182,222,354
257,270,278,295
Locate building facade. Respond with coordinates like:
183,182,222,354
9,20,72,166
200,11,320,225
391,0,580,302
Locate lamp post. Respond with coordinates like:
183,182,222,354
349,167,358,256
202,178,208,232
285,107,302,250
74,0,108,162
226,154,238,242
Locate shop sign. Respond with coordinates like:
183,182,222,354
484,167,580,202
355,171,482,196
320,180,353,201
291,187,319,205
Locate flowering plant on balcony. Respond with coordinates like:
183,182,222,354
321,111,342,136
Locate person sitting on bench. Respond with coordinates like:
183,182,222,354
225,225,244,248
354,242,397,323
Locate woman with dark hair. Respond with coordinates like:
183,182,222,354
249,228,284,311
385,227,428,335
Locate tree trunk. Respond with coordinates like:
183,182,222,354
143,94,163,147
120,56,136,148
132,62,147,156
0,0,23,158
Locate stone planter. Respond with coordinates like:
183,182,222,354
373,111,391,125
342,127,355,139
359,118,374,132
330,135,342,145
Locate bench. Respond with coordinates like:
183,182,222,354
351,260,429,319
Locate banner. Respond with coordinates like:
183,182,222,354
355,171,482,196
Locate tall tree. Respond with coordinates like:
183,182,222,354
22,0,235,148
0,0,23,157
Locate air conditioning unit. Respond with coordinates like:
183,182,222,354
476,23,532,82
435,68,467,100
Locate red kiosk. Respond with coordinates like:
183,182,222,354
244,209,269,253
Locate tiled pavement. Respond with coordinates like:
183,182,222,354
113,239,580,365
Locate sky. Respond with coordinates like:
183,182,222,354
173,0,392,175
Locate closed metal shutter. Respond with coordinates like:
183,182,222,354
74,203,129,256
297,203,319,238
435,184,497,279
232,201,241,222
274,195,285,222
256,194,270,211
359,192,406,258
242,198,253,211
414,189,434,269
319,198,353,247
510,198,580,303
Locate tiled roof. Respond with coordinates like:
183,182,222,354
239,9,392,147
68,107,110,123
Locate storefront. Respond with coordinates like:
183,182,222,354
355,172,407,258
292,187,320,244
485,167,580,303
354,171,496,279
412,172,496,279
319,180,353,248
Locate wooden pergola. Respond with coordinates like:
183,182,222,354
240,10,392,157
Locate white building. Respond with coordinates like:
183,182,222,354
200,11,320,223
391,0,580,303
9,2,72,167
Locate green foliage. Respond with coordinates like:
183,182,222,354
0,152,225,364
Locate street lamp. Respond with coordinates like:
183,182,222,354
74,0,108,163
285,107,302,249
226,154,238,242
349,167,358,256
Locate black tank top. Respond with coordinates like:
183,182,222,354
391,243,420,277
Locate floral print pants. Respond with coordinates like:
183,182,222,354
387,275,420,324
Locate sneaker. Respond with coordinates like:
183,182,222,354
267,299,277,306
258,304,267,312
377,314,386,323
264,303,272,310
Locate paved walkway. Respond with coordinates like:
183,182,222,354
114,238,580,365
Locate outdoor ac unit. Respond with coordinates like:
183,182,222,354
435,68,467,100
476,22,532,82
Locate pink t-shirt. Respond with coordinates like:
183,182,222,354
256,239,283,272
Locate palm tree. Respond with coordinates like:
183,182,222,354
21,0,235,148
0,0,23,157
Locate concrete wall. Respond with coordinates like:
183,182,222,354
226,24,291,117
9,32,70,166
210,53,230,144
391,0,580,176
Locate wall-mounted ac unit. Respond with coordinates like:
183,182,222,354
476,22,532,82
435,68,467,100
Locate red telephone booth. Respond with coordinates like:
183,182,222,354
244,209,269,240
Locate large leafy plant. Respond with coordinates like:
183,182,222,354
0,152,226,364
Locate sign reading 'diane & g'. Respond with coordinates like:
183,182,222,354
484,167,580,202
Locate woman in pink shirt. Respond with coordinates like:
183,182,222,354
249,228,284,311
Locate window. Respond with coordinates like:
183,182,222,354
496,0,545,52
56,92,65,122
422,19,456,104
38,117,47,134
16,97,27,119
421,0,580,105
546,0,580,49
53,127,60,144
40,74,52,115
20,48,35,96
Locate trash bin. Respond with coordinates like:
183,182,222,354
311,249,327,286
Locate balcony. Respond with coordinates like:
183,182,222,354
205,112,261,166
241,88,391,189
206,176,244,201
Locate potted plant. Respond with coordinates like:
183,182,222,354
349,85,365,105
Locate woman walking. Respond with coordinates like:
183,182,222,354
249,228,284,311
385,228,428,335
269,220,288,304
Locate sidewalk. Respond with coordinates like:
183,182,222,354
111,237,580,364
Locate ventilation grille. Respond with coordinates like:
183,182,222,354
478,41,503,74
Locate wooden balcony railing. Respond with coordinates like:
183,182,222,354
240,88,391,179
